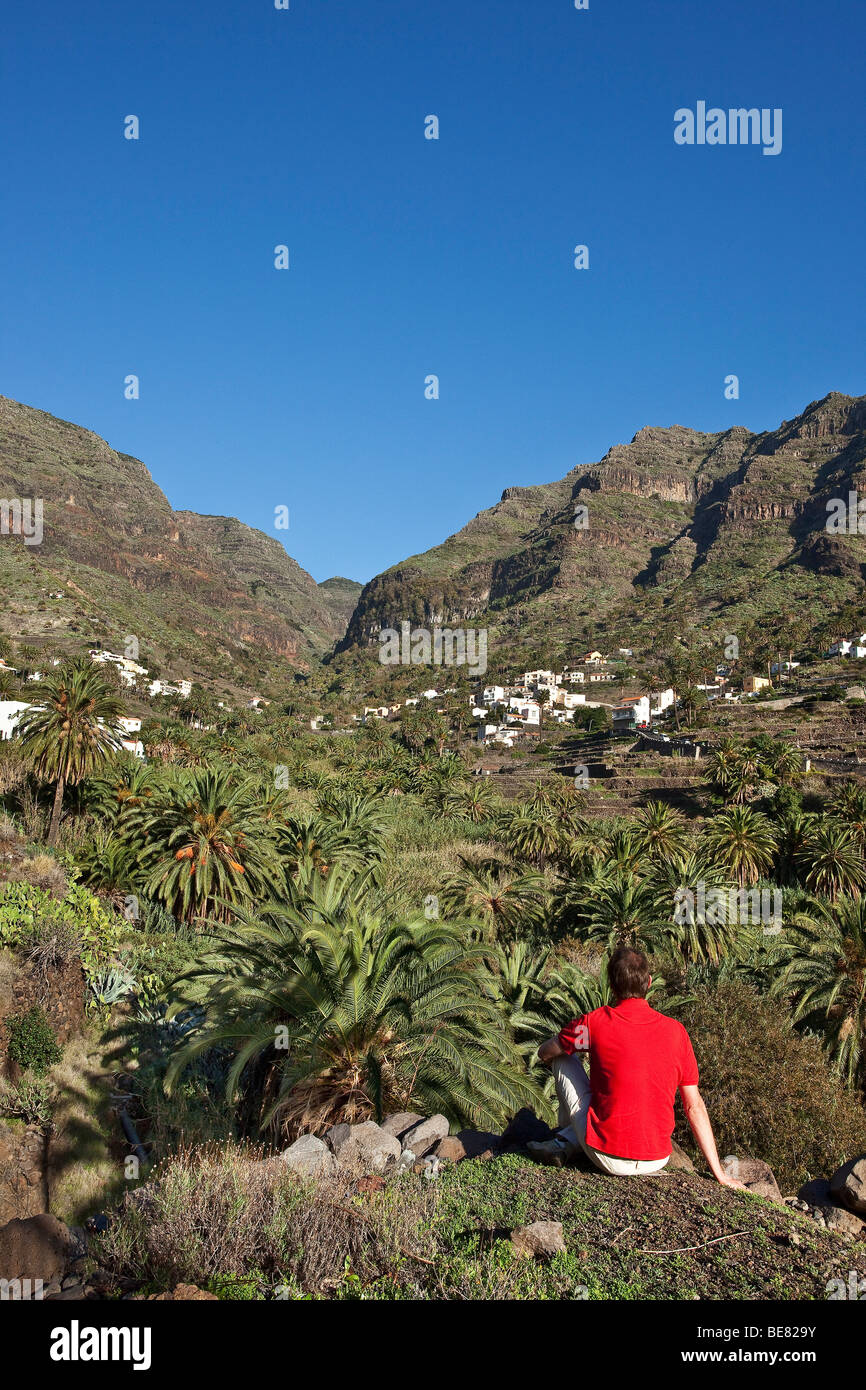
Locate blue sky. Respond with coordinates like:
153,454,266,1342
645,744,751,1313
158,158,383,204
2,0,864,583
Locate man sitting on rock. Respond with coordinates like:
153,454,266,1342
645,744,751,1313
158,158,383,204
528,945,745,1186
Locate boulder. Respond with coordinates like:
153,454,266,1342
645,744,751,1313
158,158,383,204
798,1178,831,1207
511,1221,567,1258
434,1136,469,1164
500,1108,554,1150
323,1123,352,1156
721,1156,782,1202
667,1140,696,1174
279,1135,336,1178
334,1122,401,1175
401,1114,449,1159
823,1204,866,1240
380,1112,424,1140
829,1155,866,1216
0,1213,75,1283
143,1284,218,1301
434,1131,500,1163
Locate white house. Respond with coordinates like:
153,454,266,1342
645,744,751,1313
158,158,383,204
651,687,676,714
522,670,559,690
827,640,853,658
509,700,541,726
0,700,34,740
482,685,505,705
420,689,441,700
90,649,149,689
559,691,586,710
613,695,651,729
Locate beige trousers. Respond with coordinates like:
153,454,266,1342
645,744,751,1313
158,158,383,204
553,1054,669,1176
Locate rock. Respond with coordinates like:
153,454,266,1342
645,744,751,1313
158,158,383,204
46,1284,87,1301
401,1114,449,1159
500,1108,554,1150
146,1284,218,1301
721,1156,782,1202
798,1178,831,1207
334,1122,402,1175
323,1123,352,1156
829,1155,866,1216
380,1112,424,1140
823,1204,866,1239
434,1136,469,1164
511,1221,567,1258
0,1121,48,1225
0,1213,75,1283
667,1140,696,1174
279,1134,336,1178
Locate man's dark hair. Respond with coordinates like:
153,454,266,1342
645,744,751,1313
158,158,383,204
607,946,651,1000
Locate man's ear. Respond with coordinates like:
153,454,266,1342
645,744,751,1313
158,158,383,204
648,975,652,989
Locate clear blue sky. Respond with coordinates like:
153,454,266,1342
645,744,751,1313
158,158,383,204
2,0,864,583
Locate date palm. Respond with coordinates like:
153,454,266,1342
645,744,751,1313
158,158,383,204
18,660,124,845
439,856,546,939
701,806,777,887
796,821,865,902
138,769,282,924
632,801,691,867
775,896,866,1087
501,803,561,870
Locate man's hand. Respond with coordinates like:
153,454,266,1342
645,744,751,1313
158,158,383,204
717,1173,749,1191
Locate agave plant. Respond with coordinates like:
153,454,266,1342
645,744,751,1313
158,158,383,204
89,967,137,1007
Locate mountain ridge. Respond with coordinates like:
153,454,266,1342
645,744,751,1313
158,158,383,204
0,394,361,689
336,390,866,669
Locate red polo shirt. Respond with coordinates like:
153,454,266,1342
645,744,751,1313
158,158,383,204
558,998,699,1161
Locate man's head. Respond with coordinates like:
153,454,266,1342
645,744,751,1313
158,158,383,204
608,945,651,1001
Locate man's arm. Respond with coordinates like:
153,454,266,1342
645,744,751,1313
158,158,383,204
679,1084,747,1189
538,1020,589,1065
537,1036,566,1064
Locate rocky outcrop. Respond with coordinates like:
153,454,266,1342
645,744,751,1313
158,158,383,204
0,1121,48,1224
829,1154,866,1216
0,1213,78,1283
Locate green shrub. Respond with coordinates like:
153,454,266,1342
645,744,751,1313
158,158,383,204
5,1007,63,1077
674,978,866,1190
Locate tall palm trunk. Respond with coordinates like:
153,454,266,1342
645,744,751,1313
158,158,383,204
47,773,66,847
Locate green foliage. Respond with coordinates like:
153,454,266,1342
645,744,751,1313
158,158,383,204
5,1006,62,1076
0,878,123,980
674,978,866,1190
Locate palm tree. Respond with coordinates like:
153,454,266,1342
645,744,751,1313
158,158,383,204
439,856,546,939
445,778,498,824
775,896,866,1087
796,821,866,902
165,876,539,1137
632,801,691,867
137,768,282,923
701,805,777,887
569,871,668,953
828,782,866,849
17,660,124,845
501,803,561,870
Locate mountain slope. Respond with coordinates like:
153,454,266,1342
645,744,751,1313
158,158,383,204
0,394,357,689
337,392,866,669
